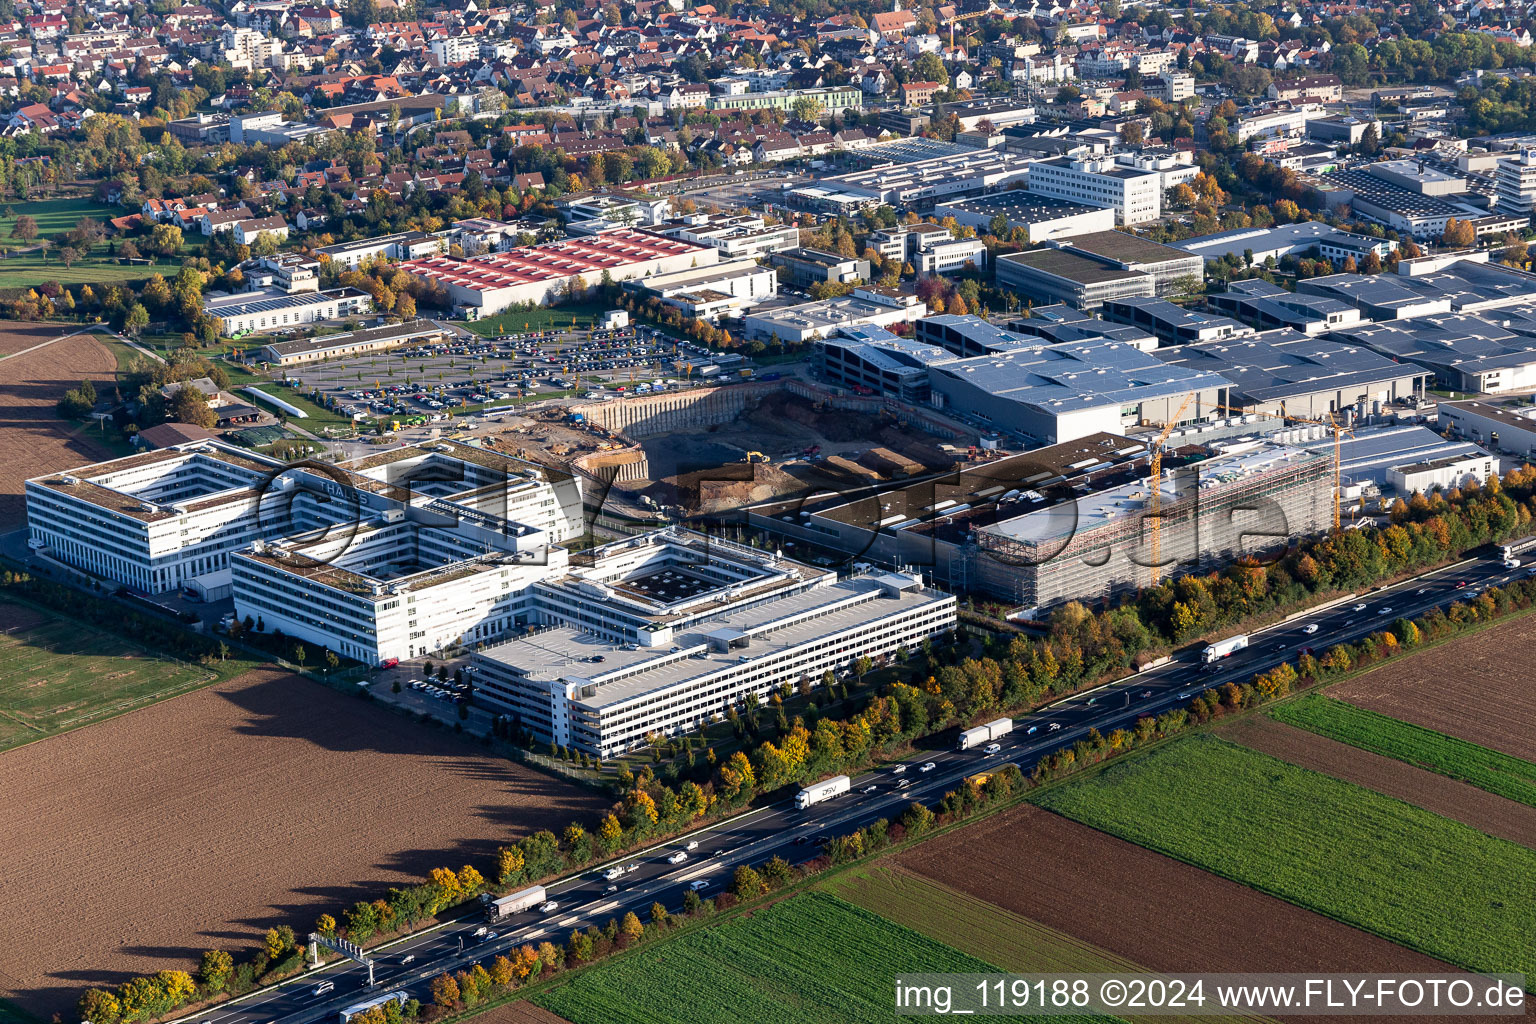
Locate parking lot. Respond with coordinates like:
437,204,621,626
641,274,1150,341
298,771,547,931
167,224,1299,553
277,325,720,423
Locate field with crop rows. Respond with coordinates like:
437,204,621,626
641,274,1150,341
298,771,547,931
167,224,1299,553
1034,735,1536,981
536,891,1115,1024
821,866,1265,1024
1270,695,1536,808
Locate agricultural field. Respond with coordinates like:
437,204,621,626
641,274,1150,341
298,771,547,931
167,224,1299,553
536,891,1116,1024
1219,717,1536,850
897,803,1462,985
0,597,229,752
0,667,605,1018
468,1003,571,1024
1268,695,1536,809
0,323,117,528
1328,613,1536,761
1034,736,1536,981
820,867,1265,1024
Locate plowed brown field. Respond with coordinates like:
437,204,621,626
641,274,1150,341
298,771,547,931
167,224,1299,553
470,1003,572,1024
1329,614,1536,761
897,804,1487,1024
1220,716,1536,849
0,323,116,528
0,667,604,1017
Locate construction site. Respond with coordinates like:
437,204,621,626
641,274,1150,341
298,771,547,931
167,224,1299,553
447,379,1003,538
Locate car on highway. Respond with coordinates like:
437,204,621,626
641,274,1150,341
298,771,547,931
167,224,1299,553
861,784,878,793
538,900,559,913
983,742,1001,754
919,762,937,772
685,840,699,851
667,851,688,865
605,884,618,893
896,778,912,789
1377,606,1393,615
313,982,335,996
1141,690,1153,698
890,764,906,774
1457,580,1468,588
1303,623,1319,634
400,955,415,965
1026,725,1038,735
1417,587,1429,594
1048,722,1062,731
479,931,499,944
689,880,711,892
1352,602,1368,611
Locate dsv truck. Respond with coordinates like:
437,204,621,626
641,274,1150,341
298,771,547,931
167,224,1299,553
957,717,1014,751
1201,634,1249,664
486,884,546,922
795,775,851,809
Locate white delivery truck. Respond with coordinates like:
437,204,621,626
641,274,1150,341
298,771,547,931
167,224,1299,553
486,884,547,922
957,717,1014,751
1201,634,1249,664
795,774,851,810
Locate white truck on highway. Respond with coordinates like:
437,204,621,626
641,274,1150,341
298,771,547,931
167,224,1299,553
1201,634,1249,664
795,774,851,810
957,717,1014,751
603,863,639,882
486,884,547,922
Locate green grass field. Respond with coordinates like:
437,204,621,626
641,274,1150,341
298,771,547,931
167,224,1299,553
0,197,117,249
0,252,158,289
242,382,356,432
0,596,223,751
1270,695,1536,808
822,868,1264,1024
464,300,614,338
536,891,1117,1024
1034,735,1536,981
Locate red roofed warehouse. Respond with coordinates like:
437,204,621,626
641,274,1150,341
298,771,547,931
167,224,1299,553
399,229,718,316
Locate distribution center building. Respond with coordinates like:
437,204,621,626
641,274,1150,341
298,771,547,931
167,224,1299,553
400,229,716,317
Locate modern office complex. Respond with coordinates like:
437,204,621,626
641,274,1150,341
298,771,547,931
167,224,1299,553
27,441,587,664
1024,155,1163,224
996,231,1204,309
470,530,956,756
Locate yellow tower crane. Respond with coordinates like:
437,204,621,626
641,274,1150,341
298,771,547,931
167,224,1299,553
1220,404,1355,533
1148,392,1194,588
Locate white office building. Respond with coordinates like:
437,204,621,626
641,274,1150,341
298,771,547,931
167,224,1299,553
471,531,957,756
1026,155,1163,225
1495,148,1536,215
27,441,586,665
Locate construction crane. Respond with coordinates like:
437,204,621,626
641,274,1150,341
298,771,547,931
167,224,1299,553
1220,404,1355,533
1148,392,1194,588
947,7,991,46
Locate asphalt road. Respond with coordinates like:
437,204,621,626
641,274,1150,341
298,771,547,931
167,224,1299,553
185,549,1526,1024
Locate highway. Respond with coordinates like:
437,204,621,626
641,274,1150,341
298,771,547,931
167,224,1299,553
187,548,1527,1024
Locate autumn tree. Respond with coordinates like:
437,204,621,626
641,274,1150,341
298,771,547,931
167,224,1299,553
11,214,36,241
198,949,233,991
619,910,644,943
170,384,216,428
430,973,460,1010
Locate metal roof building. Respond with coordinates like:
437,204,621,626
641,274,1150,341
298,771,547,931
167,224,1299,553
921,323,1232,444
1331,309,1536,394
1153,329,1429,419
